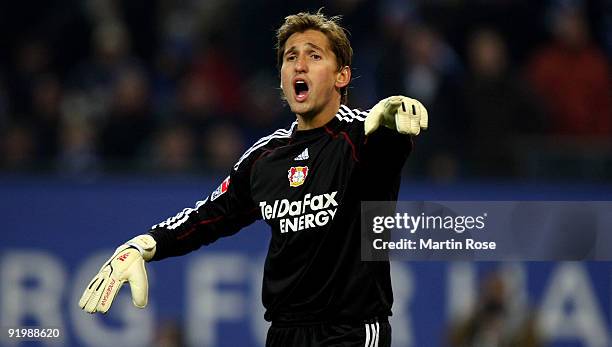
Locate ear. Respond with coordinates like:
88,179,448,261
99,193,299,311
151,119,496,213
335,66,351,89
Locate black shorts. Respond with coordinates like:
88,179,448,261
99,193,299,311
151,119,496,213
266,318,391,347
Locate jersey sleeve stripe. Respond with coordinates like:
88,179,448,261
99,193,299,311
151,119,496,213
152,197,208,230
336,108,355,122
343,105,367,121
337,104,366,122
233,121,297,171
337,107,362,122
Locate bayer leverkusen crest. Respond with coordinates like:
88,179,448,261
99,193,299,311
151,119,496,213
288,166,309,187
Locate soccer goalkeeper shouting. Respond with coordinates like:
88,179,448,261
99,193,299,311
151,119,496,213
79,10,427,346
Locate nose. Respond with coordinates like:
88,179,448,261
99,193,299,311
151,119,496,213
294,55,308,73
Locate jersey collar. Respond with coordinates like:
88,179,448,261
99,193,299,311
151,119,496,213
291,107,345,139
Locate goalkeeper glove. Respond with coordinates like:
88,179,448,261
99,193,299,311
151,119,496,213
364,95,428,136
78,234,156,314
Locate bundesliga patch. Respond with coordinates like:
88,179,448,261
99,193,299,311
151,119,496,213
211,176,230,201
288,166,309,187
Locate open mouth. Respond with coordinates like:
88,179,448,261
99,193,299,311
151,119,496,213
294,80,309,102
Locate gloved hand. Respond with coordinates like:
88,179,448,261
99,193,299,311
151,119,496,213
78,234,156,314
364,95,428,136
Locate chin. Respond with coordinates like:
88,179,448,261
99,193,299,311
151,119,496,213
289,101,311,115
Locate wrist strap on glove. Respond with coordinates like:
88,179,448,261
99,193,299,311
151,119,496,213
125,234,157,261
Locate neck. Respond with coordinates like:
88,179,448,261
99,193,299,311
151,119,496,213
295,99,342,130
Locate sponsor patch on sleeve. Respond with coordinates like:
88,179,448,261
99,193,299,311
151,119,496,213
211,176,231,201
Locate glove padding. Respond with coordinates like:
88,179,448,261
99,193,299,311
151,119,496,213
78,234,156,314
364,95,428,136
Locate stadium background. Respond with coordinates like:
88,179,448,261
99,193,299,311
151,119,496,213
1,0,611,346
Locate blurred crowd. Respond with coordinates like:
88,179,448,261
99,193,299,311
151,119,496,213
447,270,541,347
0,0,610,181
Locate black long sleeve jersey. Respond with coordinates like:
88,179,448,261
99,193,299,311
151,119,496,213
149,104,413,324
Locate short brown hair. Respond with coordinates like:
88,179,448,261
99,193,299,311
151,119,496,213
276,10,353,103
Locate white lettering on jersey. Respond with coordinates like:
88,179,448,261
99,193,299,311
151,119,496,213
259,191,339,233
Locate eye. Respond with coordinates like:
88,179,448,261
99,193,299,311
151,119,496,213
311,54,322,60
286,55,296,62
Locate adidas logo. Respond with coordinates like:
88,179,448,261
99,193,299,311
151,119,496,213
294,148,309,161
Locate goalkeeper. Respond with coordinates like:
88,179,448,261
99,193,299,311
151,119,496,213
79,10,427,347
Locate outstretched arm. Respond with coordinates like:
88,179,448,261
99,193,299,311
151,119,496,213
78,157,260,314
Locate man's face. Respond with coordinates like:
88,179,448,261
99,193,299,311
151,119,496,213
280,29,347,118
